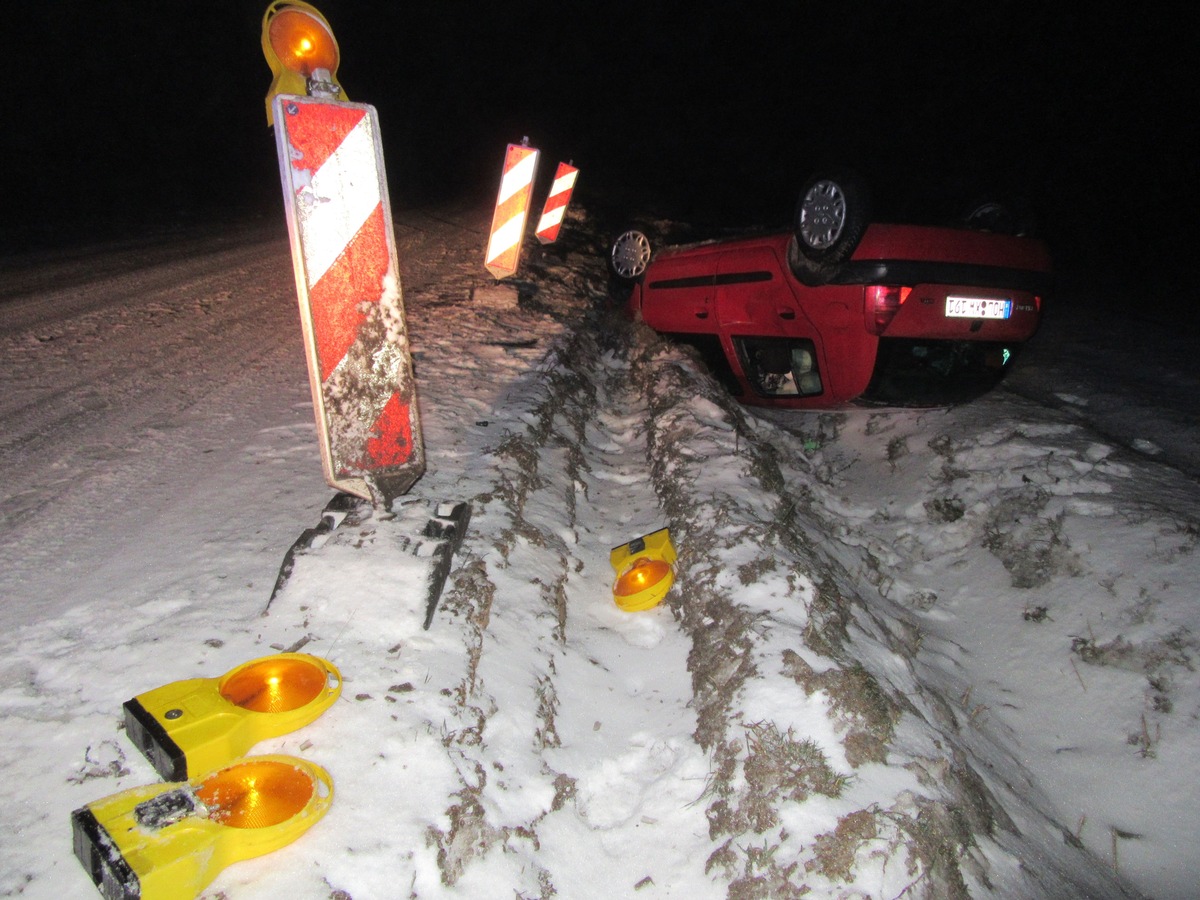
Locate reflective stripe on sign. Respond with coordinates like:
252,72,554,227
484,142,540,279
298,114,382,286
535,162,579,244
274,95,425,507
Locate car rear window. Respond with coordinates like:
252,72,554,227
861,339,1017,406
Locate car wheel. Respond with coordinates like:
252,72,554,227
610,229,652,280
789,172,871,285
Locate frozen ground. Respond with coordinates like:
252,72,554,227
0,202,1197,899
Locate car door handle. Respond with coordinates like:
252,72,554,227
777,308,796,320
694,309,708,319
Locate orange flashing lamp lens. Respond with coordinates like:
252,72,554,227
610,528,677,612
268,8,339,76
615,558,672,597
123,653,342,781
72,755,333,900
220,656,330,714
196,759,316,829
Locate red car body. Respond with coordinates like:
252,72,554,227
625,223,1052,408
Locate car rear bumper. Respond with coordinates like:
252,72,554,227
834,258,1052,296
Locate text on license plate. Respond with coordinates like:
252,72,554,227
945,296,1012,319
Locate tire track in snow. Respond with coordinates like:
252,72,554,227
249,211,712,897
423,324,713,896
0,238,319,629
617,326,1137,898
0,226,285,324
0,240,295,454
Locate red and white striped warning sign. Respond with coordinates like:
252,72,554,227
484,142,540,279
273,94,424,507
535,162,579,244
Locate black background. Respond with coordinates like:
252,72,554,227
6,3,1194,316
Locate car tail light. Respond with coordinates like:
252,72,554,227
866,285,911,334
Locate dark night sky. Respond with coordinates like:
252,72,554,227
6,3,1194,308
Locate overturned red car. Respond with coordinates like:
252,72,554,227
610,173,1052,408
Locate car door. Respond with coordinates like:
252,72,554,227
714,246,803,332
638,246,719,334
713,245,831,400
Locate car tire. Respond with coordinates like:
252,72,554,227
789,171,871,285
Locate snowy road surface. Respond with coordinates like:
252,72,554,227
1,204,1197,898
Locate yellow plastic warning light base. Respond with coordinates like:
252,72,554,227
610,527,677,611
123,653,342,781
261,1,348,125
72,755,333,900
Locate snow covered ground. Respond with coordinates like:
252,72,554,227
1,201,1197,899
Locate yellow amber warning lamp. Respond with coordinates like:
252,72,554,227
610,527,677,611
261,1,347,125
72,755,333,900
123,653,342,781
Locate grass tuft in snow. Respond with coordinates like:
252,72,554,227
439,557,495,712
801,577,853,658
809,809,879,882
704,721,848,849
982,488,1081,588
781,650,900,768
426,781,506,887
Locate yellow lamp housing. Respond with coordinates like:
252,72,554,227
123,653,342,781
261,1,348,125
72,754,333,900
610,527,677,612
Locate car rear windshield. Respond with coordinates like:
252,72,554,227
860,339,1019,407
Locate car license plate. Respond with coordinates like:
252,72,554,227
945,296,1012,319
